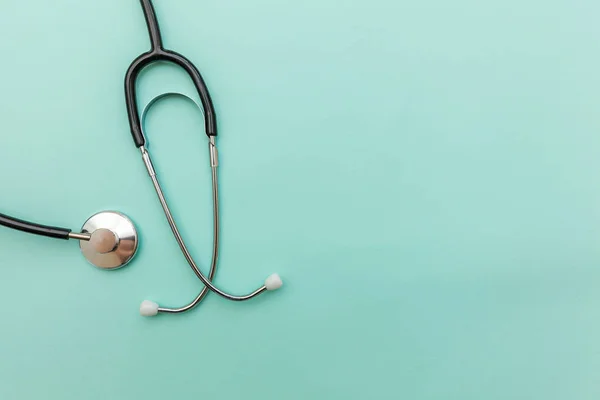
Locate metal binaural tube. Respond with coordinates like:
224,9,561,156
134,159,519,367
140,145,267,308
157,161,218,314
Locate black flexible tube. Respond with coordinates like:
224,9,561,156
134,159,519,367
125,0,218,148
140,0,163,51
0,212,71,240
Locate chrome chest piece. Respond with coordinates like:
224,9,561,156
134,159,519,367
78,211,138,270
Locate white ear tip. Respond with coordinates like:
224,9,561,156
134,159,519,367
140,300,159,317
265,273,283,290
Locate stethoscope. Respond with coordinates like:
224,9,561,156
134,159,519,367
0,0,283,317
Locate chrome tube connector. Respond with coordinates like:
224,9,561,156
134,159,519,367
140,146,156,177
209,137,218,168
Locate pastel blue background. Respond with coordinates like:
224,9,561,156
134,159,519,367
0,0,598,398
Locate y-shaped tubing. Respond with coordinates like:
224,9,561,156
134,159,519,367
125,0,217,149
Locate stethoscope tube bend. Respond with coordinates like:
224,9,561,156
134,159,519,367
125,0,217,148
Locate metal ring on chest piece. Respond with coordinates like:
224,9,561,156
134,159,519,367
79,211,139,270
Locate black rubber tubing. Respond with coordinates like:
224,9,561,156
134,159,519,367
125,0,218,148
0,212,71,240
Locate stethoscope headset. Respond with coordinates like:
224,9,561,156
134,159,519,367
0,0,283,317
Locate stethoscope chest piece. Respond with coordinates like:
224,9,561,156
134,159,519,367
79,211,138,270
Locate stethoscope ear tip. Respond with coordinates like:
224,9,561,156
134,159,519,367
265,274,283,291
139,275,282,318
140,300,159,317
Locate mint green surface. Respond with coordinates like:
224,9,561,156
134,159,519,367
0,0,599,399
